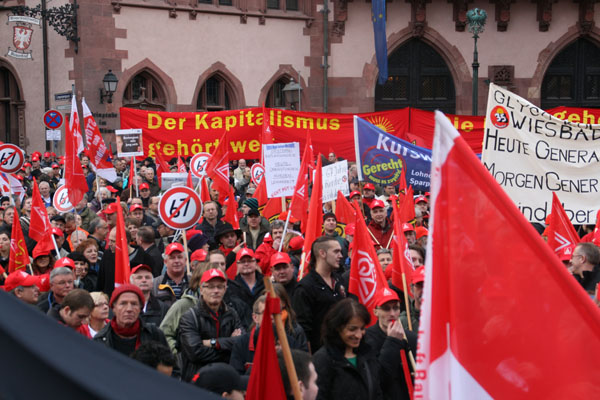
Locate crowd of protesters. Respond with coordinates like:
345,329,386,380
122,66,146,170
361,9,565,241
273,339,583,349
2,149,599,399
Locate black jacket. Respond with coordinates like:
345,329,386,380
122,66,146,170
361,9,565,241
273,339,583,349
93,318,168,356
313,342,383,400
291,269,345,352
230,322,309,374
226,272,266,310
178,298,243,382
140,294,169,326
98,247,156,297
143,243,164,278
365,323,417,400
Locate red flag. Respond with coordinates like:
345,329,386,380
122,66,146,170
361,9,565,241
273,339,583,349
200,177,211,204
349,201,390,322
263,197,284,222
305,134,315,178
186,171,193,189
261,105,273,165
547,192,580,253
81,98,117,182
29,178,51,242
154,150,170,186
204,132,230,203
65,95,88,206
399,185,415,224
288,144,310,229
298,155,323,280
591,210,600,245
114,197,131,286
246,294,287,400
9,216,30,273
388,195,414,292
253,178,268,210
177,156,187,173
416,112,600,398
223,187,240,229
335,190,356,225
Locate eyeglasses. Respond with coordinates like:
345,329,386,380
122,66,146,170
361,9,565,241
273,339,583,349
202,284,226,291
379,304,401,312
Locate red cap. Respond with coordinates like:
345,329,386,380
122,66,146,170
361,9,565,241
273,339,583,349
559,244,576,261
415,226,428,239
236,247,255,262
32,151,41,158
51,227,64,236
402,223,415,233
186,229,203,241
31,156,40,162
369,199,385,209
165,242,184,255
288,236,304,251
44,152,51,158
59,159,65,165
106,185,118,193
415,195,428,204
191,249,208,262
55,257,75,270
412,266,425,284
277,210,298,224
131,264,153,274
363,183,375,191
51,152,56,157
104,203,118,214
139,183,150,190
345,223,355,236
51,163,60,168
349,190,361,199
201,268,227,283
23,162,32,168
130,204,144,212
270,252,291,268
375,287,400,307
3,271,42,292
109,284,145,308
32,245,52,259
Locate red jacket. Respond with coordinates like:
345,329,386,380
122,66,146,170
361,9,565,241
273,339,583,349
367,218,393,250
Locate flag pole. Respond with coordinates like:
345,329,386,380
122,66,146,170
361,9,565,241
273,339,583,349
297,252,306,281
182,230,191,277
401,272,413,332
279,207,293,252
51,234,61,257
135,159,139,197
263,278,302,400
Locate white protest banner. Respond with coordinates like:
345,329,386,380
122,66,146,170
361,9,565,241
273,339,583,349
159,172,199,191
115,128,144,157
263,142,300,198
322,160,349,203
481,83,600,224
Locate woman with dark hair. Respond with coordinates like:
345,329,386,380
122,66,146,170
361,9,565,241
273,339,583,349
31,246,55,276
313,298,383,400
0,230,10,272
76,239,100,274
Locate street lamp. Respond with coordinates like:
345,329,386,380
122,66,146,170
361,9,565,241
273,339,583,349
282,78,302,110
99,69,119,104
466,8,487,115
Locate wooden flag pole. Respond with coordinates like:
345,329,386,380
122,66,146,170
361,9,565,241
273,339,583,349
297,252,306,281
385,233,394,249
401,272,413,332
264,278,302,400
281,196,287,212
182,231,191,277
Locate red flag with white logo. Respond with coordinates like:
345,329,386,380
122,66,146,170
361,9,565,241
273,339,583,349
547,192,580,253
29,178,51,243
65,95,88,206
114,197,130,286
177,156,187,173
416,112,600,399
81,98,117,182
204,132,230,203
8,215,30,273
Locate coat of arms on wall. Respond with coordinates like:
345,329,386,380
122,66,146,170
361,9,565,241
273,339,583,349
6,15,40,59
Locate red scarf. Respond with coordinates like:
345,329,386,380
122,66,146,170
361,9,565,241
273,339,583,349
110,317,142,349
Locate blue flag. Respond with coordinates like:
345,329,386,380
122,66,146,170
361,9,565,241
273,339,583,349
372,0,388,85
353,116,432,191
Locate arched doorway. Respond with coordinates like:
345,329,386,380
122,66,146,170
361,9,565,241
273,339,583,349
375,39,456,114
541,38,600,109
0,64,24,145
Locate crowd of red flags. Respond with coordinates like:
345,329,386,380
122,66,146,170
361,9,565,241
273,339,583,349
64,96,89,207
204,132,230,203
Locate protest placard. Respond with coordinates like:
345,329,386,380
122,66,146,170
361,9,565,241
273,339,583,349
263,142,300,198
115,128,144,157
322,160,349,203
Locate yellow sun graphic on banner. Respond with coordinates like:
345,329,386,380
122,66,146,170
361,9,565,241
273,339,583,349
365,116,395,133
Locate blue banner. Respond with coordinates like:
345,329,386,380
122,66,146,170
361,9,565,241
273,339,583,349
353,116,432,191
372,0,388,85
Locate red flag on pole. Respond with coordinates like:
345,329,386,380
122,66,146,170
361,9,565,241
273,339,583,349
81,98,117,182
288,144,310,229
399,185,415,224
200,177,211,204
388,195,414,292
298,155,323,280
114,197,131,286
253,178,268,210
261,105,273,165
349,200,390,322
246,295,287,400
65,95,88,206
263,197,284,222
177,156,187,173
154,150,170,186
8,216,30,273
547,192,580,253
29,178,51,243
416,112,600,399
335,190,356,226
223,187,240,230
204,132,230,203
186,171,193,189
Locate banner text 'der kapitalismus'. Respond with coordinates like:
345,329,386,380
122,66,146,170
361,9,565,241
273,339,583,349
146,109,341,132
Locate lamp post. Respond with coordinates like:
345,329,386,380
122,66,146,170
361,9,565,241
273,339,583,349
99,70,119,104
282,78,302,111
466,8,487,115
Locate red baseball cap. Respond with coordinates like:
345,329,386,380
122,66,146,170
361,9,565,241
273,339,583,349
412,266,425,284
191,249,208,262
363,183,375,191
270,252,291,268
3,271,42,292
23,162,32,168
106,185,118,193
51,227,64,236
51,163,60,168
349,190,361,199
370,199,385,209
31,156,40,162
201,268,227,283
139,183,150,190
131,264,153,274
110,284,145,308
51,152,56,157
32,151,41,158
236,247,255,262
415,195,428,204
104,203,119,214
186,229,204,241
165,242,184,255
375,287,400,307
59,159,65,165
44,152,51,158
402,223,415,233
130,204,144,212
55,257,75,270
415,226,428,239
559,244,576,261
